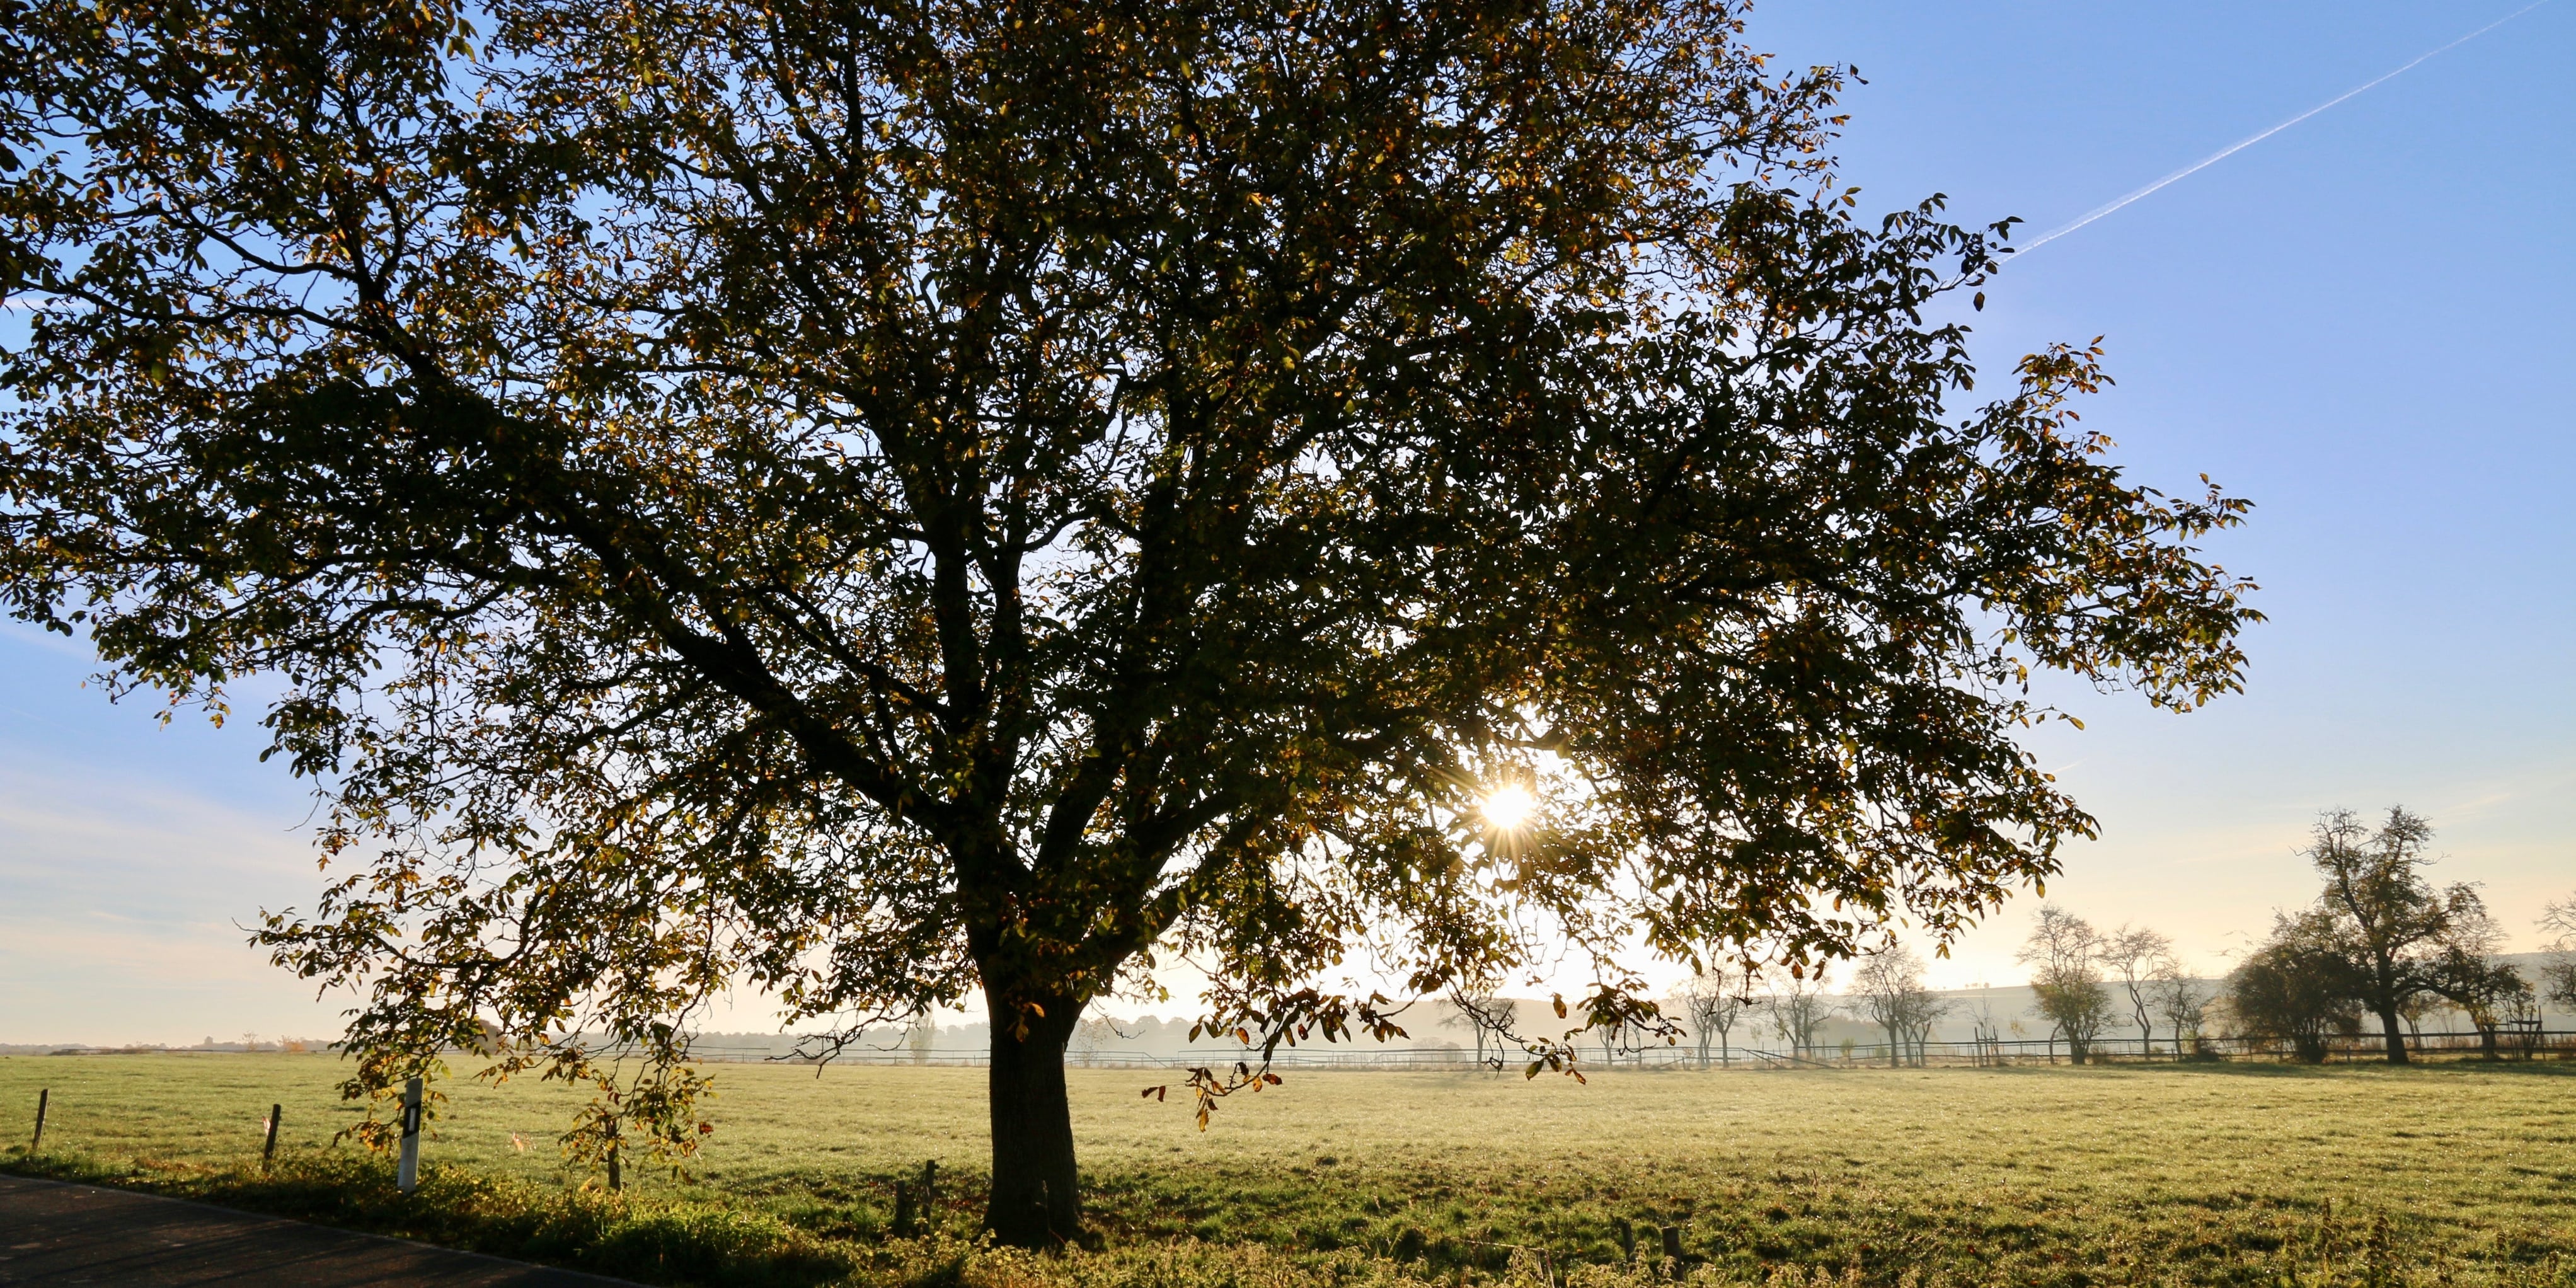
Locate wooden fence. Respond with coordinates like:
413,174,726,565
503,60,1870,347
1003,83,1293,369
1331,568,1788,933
676,1027,2573,1070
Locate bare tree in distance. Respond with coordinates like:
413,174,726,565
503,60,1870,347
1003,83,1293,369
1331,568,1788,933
2100,925,2175,1055
2542,893,2576,948
1853,946,1940,1068
2149,958,2213,1058
2541,894,2576,1020
1899,987,1956,1067
2506,989,2547,1059
1967,986,2006,1066
1680,969,1749,1070
2531,897,2576,1021
2018,905,2113,1064
2428,902,2529,1061
1765,972,1838,1062
1068,1011,1122,1068
1447,989,1520,1073
2396,991,2449,1044
2435,958,2529,1061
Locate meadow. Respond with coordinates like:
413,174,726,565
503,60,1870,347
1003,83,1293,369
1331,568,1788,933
3,1054,2572,1287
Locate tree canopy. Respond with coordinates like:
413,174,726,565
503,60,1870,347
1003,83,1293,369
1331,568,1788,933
2303,806,2490,1063
2228,911,2363,1065
1,0,2256,1241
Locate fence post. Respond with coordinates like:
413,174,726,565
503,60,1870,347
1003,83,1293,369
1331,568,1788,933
606,1118,622,1193
893,1179,914,1236
396,1076,423,1192
262,1103,281,1170
31,1088,46,1149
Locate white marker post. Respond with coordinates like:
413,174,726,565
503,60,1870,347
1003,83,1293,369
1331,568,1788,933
396,1076,423,1192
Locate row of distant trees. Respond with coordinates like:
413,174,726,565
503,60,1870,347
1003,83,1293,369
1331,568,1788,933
1486,805,2572,1069
2223,807,2575,1062
1659,948,2009,1067
1921,805,2572,1066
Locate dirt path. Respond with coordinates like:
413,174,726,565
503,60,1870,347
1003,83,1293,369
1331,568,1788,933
0,1175,643,1286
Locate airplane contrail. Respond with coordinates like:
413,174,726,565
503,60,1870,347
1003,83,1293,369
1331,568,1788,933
2010,0,2557,256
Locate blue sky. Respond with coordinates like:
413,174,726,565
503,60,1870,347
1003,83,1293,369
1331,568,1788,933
1752,0,2576,985
3,0,2570,1041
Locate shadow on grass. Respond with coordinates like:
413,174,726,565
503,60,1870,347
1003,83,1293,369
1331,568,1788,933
0,1147,858,1287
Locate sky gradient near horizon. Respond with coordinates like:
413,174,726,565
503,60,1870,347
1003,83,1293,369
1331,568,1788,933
3,0,2570,1043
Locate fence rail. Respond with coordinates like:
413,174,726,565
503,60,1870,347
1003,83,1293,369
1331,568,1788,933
677,1028,2575,1071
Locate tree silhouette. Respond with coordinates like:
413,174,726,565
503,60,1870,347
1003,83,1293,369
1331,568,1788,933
1,0,2256,1242
2304,807,2485,1064
2019,905,2113,1064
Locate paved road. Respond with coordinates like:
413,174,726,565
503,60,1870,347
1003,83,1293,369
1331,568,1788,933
0,1175,644,1286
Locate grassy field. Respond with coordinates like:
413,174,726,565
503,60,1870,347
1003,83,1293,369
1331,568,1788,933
3,1054,2572,1287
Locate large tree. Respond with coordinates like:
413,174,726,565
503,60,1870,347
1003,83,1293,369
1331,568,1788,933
2303,807,2483,1064
0,0,2257,1243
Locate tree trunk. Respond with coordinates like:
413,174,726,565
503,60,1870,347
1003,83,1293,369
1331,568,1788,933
986,997,1081,1247
2376,1003,2409,1064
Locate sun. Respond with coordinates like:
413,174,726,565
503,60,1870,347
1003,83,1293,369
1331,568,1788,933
1481,783,1537,831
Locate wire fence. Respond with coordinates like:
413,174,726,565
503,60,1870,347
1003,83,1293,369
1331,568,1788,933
678,1027,2575,1071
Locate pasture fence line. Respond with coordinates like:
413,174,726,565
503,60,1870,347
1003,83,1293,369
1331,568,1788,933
25,1032,2553,1074
669,1027,2574,1071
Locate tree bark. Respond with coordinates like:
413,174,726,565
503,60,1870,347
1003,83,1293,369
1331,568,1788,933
2377,1003,2410,1064
985,996,1081,1247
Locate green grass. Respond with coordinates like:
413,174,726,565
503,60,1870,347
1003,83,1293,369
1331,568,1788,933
4,1054,2573,1287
